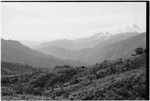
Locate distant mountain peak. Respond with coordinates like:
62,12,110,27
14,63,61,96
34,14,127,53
91,32,112,40
104,32,112,39
115,23,141,34
90,23,141,39
92,32,105,37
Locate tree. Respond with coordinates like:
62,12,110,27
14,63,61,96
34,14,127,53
135,47,144,55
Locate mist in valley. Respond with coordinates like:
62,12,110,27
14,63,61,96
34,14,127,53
1,2,148,100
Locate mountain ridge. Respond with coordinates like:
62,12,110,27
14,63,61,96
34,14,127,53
1,38,88,68
29,23,142,51
34,32,146,64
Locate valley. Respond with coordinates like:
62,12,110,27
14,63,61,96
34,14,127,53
1,31,147,100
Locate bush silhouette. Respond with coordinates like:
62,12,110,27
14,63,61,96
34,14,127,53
135,47,144,55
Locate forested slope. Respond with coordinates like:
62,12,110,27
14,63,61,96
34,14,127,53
1,47,147,100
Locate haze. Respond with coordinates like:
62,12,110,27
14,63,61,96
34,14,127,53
1,2,146,41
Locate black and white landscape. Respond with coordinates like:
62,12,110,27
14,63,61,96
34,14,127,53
1,2,147,100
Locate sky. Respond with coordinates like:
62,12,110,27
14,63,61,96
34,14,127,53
1,2,146,41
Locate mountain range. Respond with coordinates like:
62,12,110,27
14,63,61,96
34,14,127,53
2,23,146,68
1,39,87,68
32,23,141,50
33,31,146,64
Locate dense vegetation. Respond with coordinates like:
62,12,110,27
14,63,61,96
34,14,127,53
1,47,147,100
1,61,36,75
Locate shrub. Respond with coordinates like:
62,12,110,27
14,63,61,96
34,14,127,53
69,77,80,85
135,47,144,55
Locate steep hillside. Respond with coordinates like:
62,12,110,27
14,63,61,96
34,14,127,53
88,32,146,63
1,39,87,68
